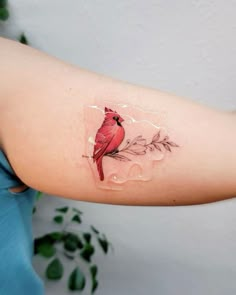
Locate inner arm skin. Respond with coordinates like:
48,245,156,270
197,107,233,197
0,37,235,206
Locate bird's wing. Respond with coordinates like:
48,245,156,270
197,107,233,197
93,125,115,161
93,138,113,161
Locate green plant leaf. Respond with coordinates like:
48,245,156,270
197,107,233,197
49,232,64,242
90,265,98,293
53,215,64,224
32,207,36,214
68,267,86,291
64,232,83,251
98,237,109,254
46,258,63,280
35,236,51,255
77,237,84,249
35,191,43,200
91,279,98,293
72,207,83,215
0,0,7,8
64,232,79,243
80,243,95,263
64,239,77,252
37,241,56,258
34,234,60,252
19,33,28,45
71,214,81,223
55,206,69,213
91,225,99,234
83,232,91,244
90,265,98,278
0,7,9,20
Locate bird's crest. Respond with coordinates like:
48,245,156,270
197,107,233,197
105,107,116,114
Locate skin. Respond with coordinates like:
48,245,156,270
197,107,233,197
0,37,235,205
9,184,28,193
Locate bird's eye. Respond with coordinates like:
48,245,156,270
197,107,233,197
113,116,119,121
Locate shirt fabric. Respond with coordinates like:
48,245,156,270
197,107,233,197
0,150,44,295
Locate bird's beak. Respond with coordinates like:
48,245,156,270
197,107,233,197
119,116,124,123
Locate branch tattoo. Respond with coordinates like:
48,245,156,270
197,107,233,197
89,106,179,183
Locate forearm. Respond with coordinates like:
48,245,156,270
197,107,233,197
0,37,235,205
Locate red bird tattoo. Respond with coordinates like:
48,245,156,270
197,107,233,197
93,107,125,181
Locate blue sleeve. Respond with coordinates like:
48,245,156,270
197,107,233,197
0,150,23,190
0,150,44,295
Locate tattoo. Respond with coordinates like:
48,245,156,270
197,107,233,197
107,131,179,162
84,103,179,190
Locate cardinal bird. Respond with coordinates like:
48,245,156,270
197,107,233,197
93,107,125,181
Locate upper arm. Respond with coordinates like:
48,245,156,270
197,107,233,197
0,72,88,200
1,37,236,205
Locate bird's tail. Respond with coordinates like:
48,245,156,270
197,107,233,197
96,157,104,181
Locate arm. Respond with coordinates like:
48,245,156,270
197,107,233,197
0,37,235,205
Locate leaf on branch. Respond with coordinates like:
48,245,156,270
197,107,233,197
68,267,86,291
122,139,131,149
0,0,8,9
55,206,69,213
71,214,81,223
83,232,92,244
36,191,43,200
0,7,9,21
49,232,65,242
19,33,28,45
163,144,171,152
129,143,147,153
90,264,98,293
122,135,144,149
46,258,64,280
167,141,179,147
64,239,77,252
163,136,169,142
64,232,81,252
91,279,98,293
135,137,146,146
91,225,99,234
77,238,84,249
152,130,161,142
53,215,64,224
130,135,146,146
80,244,95,262
90,265,98,278
107,153,131,162
98,237,109,254
122,149,146,155
37,241,56,258
153,143,162,151
147,144,155,152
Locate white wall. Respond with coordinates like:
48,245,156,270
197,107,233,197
2,1,236,294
